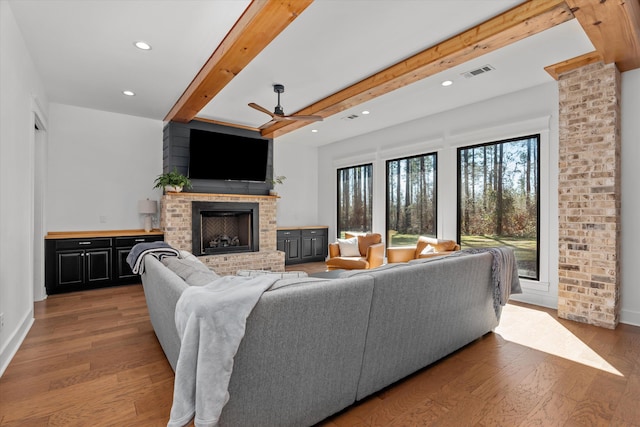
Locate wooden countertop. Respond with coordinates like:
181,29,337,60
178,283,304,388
45,229,163,239
277,226,328,230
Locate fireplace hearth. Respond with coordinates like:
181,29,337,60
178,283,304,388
192,201,259,256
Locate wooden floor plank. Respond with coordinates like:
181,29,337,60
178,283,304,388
2,266,640,426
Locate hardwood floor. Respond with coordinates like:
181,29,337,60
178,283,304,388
1,265,639,426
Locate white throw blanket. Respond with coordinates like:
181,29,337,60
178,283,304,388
168,275,279,427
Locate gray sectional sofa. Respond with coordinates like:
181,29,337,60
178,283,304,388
141,250,508,426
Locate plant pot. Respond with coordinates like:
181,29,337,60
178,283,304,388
269,189,278,196
165,185,183,193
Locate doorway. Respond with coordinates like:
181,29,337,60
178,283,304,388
32,105,47,302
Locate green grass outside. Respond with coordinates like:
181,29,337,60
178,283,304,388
389,233,538,278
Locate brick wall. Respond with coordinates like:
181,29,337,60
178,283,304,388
557,62,621,329
161,192,284,276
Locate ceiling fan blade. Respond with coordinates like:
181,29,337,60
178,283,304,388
258,119,280,130
286,115,323,122
248,102,276,118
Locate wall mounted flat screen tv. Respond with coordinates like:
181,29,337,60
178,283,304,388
188,129,269,182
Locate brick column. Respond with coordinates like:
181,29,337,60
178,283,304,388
557,62,621,329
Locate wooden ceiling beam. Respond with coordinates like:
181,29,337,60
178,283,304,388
544,50,603,79
565,0,640,72
260,0,575,139
164,0,313,124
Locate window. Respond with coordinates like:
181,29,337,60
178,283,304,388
337,164,373,238
386,153,437,247
457,135,540,279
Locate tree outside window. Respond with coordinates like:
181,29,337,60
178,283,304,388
337,164,373,238
386,153,437,247
457,135,540,279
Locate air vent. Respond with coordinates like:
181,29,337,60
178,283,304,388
462,64,495,79
341,114,359,120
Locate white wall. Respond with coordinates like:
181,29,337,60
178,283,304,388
0,1,49,375
318,82,560,309
272,139,319,226
621,68,640,326
47,103,163,231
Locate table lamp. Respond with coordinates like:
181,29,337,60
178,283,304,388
138,199,157,232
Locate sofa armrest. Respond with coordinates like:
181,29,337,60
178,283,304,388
328,242,341,258
386,246,416,263
366,242,385,269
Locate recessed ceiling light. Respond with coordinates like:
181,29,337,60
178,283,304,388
311,129,318,133
362,110,370,115
441,80,453,87
134,41,152,50
123,90,135,96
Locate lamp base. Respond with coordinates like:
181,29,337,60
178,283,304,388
144,215,152,232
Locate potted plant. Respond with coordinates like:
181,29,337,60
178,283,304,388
153,167,192,193
269,175,286,196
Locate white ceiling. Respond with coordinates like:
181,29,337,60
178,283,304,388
9,0,594,147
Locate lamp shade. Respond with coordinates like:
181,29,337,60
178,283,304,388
138,199,157,214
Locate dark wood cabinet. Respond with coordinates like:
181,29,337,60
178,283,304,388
48,238,112,293
278,227,328,265
114,235,164,281
301,229,327,261
45,231,163,294
277,229,301,264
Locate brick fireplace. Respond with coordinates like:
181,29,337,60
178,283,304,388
161,192,284,276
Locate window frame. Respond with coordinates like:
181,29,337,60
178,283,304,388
336,162,373,239
385,151,438,248
456,134,541,280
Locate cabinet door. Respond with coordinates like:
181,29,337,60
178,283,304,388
57,250,84,287
114,235,163,281
86,249,112,284
276,238,286,253
116,248,136,280
313,234,327,258
286,236,301,262
301,236,314,258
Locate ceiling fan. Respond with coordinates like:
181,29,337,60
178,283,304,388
249,84,323,129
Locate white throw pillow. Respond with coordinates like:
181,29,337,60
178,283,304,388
337,237,361,257
420,244,435,255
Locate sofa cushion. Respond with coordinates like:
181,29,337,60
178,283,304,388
415,237,457,257
326,256,368,270
268,277,331,291
432,240,457,252
162,257,219,286
236,270,308,279
357,234,382,256
337,237,360,256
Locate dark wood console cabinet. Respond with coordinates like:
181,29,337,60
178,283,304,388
45,230,163,294
277,226,328,265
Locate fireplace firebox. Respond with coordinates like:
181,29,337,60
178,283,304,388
192,202,259,256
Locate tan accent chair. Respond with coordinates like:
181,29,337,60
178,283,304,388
326,232,385,270
387,236,460,263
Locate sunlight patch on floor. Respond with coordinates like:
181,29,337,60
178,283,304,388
495,304,623,376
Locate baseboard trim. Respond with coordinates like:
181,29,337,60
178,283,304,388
620,308,640,327
0,308,34,377
509,293,557,310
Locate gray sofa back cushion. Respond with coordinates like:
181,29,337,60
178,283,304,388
219,276,375,427
356,252,497,399
162,256,219,286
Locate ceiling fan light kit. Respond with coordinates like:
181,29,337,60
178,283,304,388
249,84,323,129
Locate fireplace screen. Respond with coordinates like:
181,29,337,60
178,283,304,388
192,202,259,256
